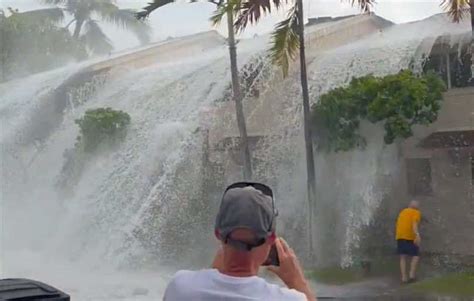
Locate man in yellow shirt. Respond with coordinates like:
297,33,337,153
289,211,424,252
395,200,421,283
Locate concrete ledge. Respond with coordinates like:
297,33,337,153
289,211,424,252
88,31,226,73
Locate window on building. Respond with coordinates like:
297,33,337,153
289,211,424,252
422,35,473,89
406,158,433,196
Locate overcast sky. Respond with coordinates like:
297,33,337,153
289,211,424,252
2,0,444,52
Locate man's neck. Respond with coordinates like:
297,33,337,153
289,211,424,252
220,252,259,277
220,266,257,277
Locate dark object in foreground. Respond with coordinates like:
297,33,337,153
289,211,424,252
263,244,280,266
0,278,70,300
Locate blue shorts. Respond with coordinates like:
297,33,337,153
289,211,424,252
397,239,419,256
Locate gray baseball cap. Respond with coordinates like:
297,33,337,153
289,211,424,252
215,182,277,251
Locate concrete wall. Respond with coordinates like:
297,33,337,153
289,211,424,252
395,148,473,255
107,14,471,263
401,87,474,158
208,14,392,146
433,88,474,131
393,87,474,259
88,31,226,74
305,14,393,53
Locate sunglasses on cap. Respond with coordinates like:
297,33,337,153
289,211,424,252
224,182,279,225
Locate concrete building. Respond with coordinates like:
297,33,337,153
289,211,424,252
381,27,474,262
203,13,473,264
66,12,472,264
397,89,473,260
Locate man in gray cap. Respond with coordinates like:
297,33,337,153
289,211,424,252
163,182,316,301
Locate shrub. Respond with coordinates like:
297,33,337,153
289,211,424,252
311,70,446,152
75,107,131,152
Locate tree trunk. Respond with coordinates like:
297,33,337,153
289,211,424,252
226,12,252,180
73,18,84,39
470,0,474,34
470,0,473,79
296,0,317,261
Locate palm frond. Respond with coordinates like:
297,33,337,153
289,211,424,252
103,9,152,44
210,6,226,26
440,0,470,23
210,0,240,26
269,3,299,77
93,0,121,20
17,8,65,24
234,0,284,32
136,0,176,20
117,9,152,44
347,0,375,13
96,4,152,45
64,0,94,20
82,19,113,55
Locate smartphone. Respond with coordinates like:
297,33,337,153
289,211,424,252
263,244,280,266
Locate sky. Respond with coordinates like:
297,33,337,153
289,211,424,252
1,0,445,52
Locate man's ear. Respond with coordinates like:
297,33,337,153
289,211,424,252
268,232,276,244
215,229,222,240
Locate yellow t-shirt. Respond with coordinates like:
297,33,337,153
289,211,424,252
396,208,421,241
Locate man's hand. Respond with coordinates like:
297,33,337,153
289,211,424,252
413,221,421,246
267,238,316,301
414,235,421,246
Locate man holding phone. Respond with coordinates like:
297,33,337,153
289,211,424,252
163,182,316,301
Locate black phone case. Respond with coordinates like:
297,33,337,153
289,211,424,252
263,245,280,266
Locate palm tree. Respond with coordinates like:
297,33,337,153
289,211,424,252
219,0,375,258
137,0,253,180
441,0,473,78
441,0,473,28
1,7,87,81
41,0,151,55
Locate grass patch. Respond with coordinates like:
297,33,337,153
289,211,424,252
368,257,400,277
306,267,363,285
409,272,474,297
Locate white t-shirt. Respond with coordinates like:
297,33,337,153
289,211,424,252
163,269,306,301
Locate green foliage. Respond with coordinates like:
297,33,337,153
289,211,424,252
44,0,151,55
269,3,299,77
234,0,284,31
311,70,446,152
209,0,237,26
0,8,87,82
75,108,131,153
1,1,150,81
56,108,130,195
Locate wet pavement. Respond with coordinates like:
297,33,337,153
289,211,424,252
313,277,399,300
312,277,472,301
